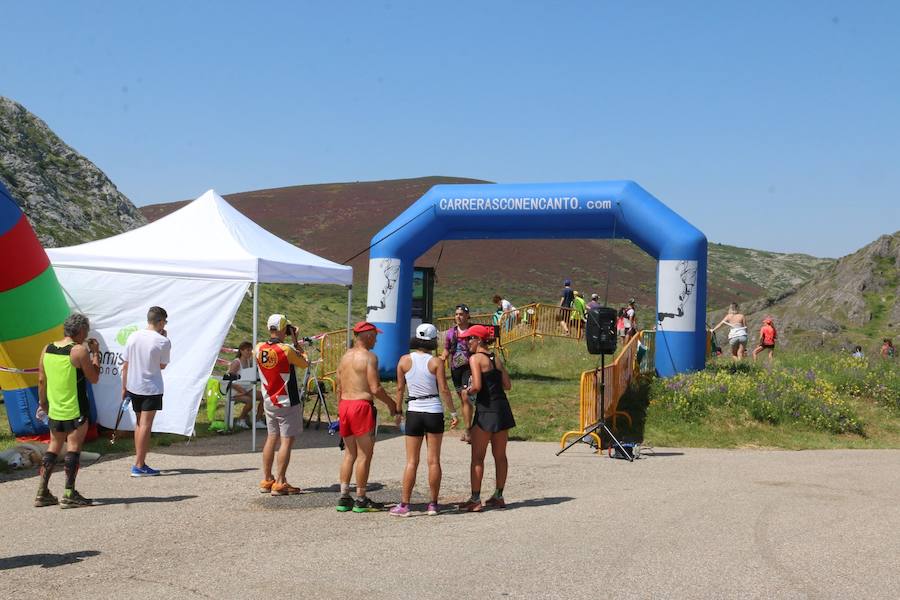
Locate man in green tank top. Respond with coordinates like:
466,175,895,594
35,313,101,508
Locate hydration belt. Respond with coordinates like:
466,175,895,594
405,394,439,404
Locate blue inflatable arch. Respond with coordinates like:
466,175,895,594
365,180,707,377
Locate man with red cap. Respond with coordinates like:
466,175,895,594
335,321,401,512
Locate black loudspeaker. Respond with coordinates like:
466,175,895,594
586,306,617,355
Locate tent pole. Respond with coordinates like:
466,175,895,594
346,285,353,348
251,281,259,452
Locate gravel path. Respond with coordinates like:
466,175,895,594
1,430,898,599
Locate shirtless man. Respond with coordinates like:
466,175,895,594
335,321,401,513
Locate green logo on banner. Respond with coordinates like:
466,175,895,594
116,325,139,346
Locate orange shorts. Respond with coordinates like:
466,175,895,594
339,399,376,437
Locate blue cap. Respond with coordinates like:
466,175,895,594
564,279,572,286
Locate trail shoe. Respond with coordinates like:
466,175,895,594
130,465,160,477
259,479,275,493
60,489,93,509
389,503,411,517
34,489,59,508
336,496,354,512
271,482,303,496
459,499,483,513
426,502,440,516
485,496,506,509
352,497,385,513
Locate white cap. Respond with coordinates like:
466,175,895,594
415,323,438,340
267,314,290,330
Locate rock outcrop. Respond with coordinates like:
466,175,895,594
0,96,145,247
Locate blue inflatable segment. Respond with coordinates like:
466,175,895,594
365,180,707,378
4,383,98,438
0,182,24,237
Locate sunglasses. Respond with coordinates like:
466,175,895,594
455,304,470,313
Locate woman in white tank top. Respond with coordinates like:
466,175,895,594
391,324,459,517
712,303,749,360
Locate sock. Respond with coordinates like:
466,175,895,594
493,488,504,499
470,491,481,502
64,452,80,490
340,483,350,497
38,452,58,492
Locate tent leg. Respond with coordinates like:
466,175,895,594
252,282,259,452
346,285,353,348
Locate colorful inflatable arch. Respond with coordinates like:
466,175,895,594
0,182,72,436
365,180,707,377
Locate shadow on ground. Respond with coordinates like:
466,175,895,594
92,495,198,506
0,550,100,570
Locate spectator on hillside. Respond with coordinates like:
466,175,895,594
882,338,895,359
624,299,638,344
712,303,749,360
558,279,575,335
492,294,518,332
570,291,587,339
752,317,777,363
851,345,864,359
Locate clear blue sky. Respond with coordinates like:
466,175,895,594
2,1,898,257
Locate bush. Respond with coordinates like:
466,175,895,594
650,357,865,435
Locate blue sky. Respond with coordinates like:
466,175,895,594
1,1,898,257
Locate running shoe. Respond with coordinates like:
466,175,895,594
352,497,385,513
426,502,439,516
271,482,304,496
254,420,267,429
34,489,58,508
259,479,275,493
485,496,506,509
130,464,161,477
236,420,250,430
336,496,354,512
60,489,93,509
389,503,410,517
459,499,483,512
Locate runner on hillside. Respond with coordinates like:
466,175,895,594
335,322,401,513
752,317,777,363
440,304,474,443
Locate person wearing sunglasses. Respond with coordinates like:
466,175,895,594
440,303,475,442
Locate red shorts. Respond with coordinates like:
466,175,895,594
339,399,376,437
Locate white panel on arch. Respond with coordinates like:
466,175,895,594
365,258,401,324
656,259,699,333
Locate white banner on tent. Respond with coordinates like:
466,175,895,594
54,267,248,436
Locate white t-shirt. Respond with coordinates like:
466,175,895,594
623,308,635,329
124,328,172,395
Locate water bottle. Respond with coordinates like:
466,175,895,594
36,406,49,426
400,419,406,435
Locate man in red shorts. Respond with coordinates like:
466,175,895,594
335,321,401,513
255,314,308,496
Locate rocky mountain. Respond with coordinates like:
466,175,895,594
0,97,145,247
142,178,834,313
741,232,899,348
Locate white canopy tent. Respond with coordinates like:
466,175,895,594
47,189,353,450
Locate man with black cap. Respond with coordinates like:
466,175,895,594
335,321,401,512
558,279,575,335
255,314,308,496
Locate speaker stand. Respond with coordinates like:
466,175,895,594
556,353,634,461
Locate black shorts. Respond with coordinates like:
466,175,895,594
48,416,88,433
758,343,775,349
405,411,444,436
128,392,163,412
450,365,471,391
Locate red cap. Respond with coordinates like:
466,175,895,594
353,321,383,334
460,324,494,340
763,317,774,325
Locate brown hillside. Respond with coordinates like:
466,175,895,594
141,177,784,312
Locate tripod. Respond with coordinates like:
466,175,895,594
556,352,634,461
299,347,334,431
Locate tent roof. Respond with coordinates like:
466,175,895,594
47,189,353,285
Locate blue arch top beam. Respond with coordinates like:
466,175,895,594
365,180,707,377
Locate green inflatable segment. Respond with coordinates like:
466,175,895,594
0,267,69,342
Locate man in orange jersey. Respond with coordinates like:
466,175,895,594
255,314,308,496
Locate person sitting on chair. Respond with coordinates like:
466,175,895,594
228,341,265,429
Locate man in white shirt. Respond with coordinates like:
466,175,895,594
122,306,172,477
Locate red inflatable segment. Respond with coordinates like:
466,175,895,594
0,214,50,292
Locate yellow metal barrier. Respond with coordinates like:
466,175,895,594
318,329,348,377
559,331,647,450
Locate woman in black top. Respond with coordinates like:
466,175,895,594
458,325,515,512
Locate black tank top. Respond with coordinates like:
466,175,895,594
474,353,508,411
